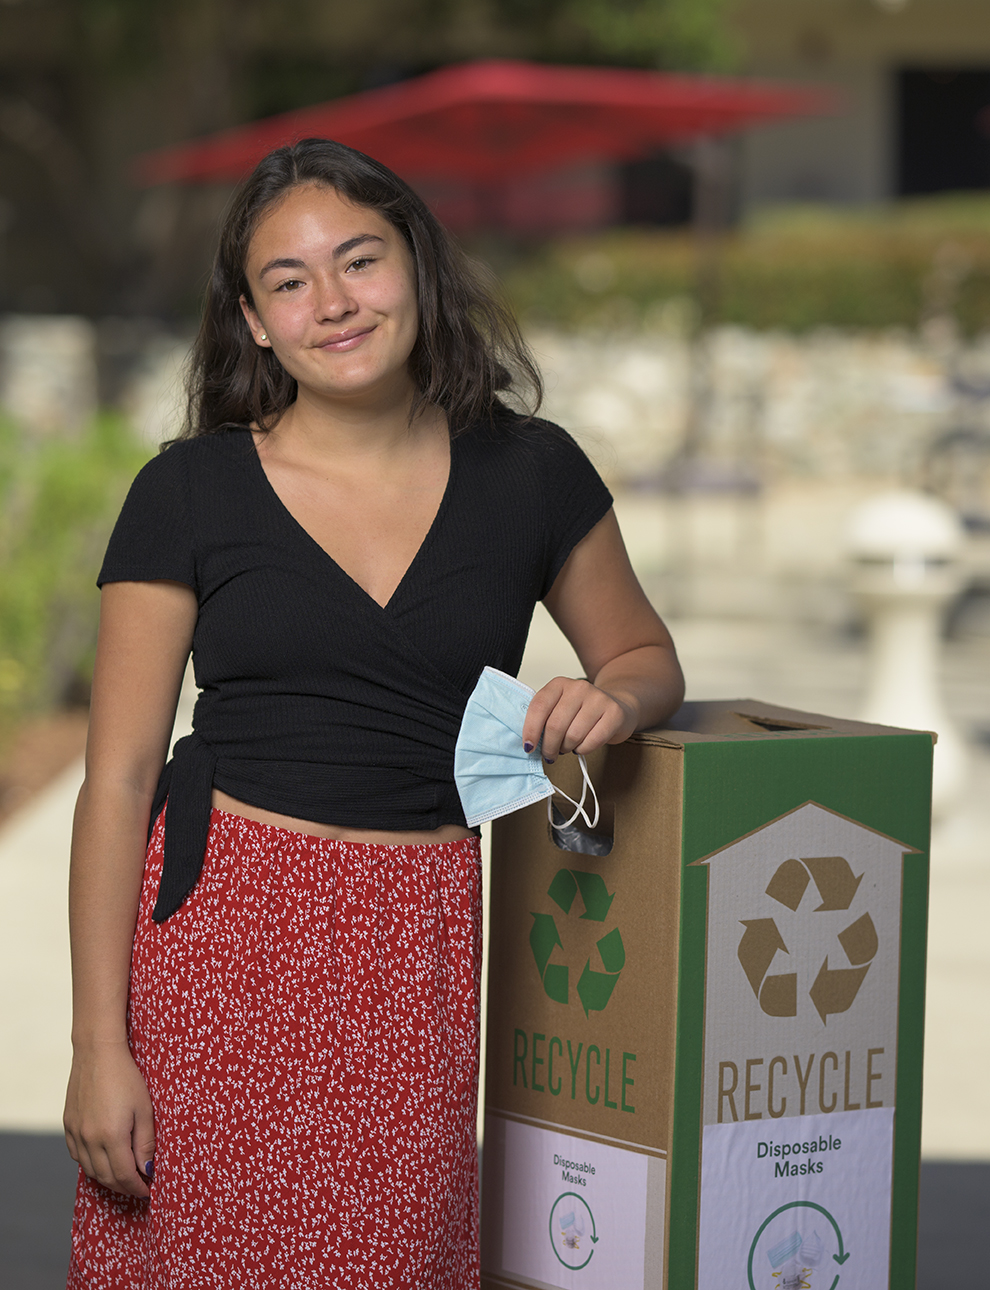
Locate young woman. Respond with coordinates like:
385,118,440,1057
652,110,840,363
63,138,684,1289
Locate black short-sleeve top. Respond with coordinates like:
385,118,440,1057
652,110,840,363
98,416,613,920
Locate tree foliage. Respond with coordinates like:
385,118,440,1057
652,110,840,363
491,0,734,71
0,0,733,317
0,415,149,723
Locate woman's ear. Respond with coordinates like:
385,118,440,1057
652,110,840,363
239,294,270,347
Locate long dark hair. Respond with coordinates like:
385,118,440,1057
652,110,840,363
181,137,542,438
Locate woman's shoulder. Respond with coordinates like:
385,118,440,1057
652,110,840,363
460,407,583,457
157,426,253,461
137,428,253,480
116,431,252,521
460,407,601,480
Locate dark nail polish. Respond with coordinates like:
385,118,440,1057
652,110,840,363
523,741,534,753
144,1160,154,1179
544,756,555,765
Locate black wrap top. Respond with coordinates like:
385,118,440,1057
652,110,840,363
98,416,613,920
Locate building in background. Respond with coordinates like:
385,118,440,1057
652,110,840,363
456,0,990,228
733,0,990,208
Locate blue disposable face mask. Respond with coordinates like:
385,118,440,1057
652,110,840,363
454,666,600,830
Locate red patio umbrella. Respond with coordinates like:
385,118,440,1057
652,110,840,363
133,59,835,188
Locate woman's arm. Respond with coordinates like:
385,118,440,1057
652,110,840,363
523,509,684,760
63,579,197,1198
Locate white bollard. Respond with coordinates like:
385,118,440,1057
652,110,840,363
847,491,968,817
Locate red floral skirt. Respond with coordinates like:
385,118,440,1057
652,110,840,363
68,807,483,1289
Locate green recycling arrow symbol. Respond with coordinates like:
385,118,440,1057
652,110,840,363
548,868,615,921
529,913,561,977
529,913,569,1003
530,869,625,1015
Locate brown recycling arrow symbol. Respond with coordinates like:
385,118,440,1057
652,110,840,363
737,919,797,1017
809,911,879,1022
801,855,863,910
838,911,879,965
810,959,871,1023
764,858,810,911
737,919,787,995
739,860,879,1022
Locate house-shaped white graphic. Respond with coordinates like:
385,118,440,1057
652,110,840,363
694,802,916,1126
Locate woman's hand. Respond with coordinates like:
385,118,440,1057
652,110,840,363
64,1041,155,1199
523,677,637,762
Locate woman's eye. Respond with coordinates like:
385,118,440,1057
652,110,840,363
347,257,375,272
275,279,303,292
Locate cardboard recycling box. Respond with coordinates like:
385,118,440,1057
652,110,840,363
481,699,931,1290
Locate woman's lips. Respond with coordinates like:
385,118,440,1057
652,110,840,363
316,326,376,352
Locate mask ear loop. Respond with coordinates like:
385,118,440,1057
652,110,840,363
547,754,600,831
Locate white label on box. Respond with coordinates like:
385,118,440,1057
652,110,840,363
696,802,907,1127
697,1107,895,1290
501,1119,653,1290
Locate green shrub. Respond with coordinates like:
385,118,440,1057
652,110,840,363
0,415,150,733
497,194,990,335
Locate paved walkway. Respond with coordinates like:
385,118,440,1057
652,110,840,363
0,674,196,1132
2,615,987,1159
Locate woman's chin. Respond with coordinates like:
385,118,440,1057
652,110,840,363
296,368,415,409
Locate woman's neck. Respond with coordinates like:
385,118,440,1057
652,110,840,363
273,376,438,459
259,380,446,470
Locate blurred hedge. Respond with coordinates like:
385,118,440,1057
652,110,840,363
498,194,990,334
0,417,149,734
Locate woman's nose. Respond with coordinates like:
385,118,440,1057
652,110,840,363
313,275,357,322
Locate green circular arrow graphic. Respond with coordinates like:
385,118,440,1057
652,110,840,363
747,1200,849,1290
549,1192,597,1270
